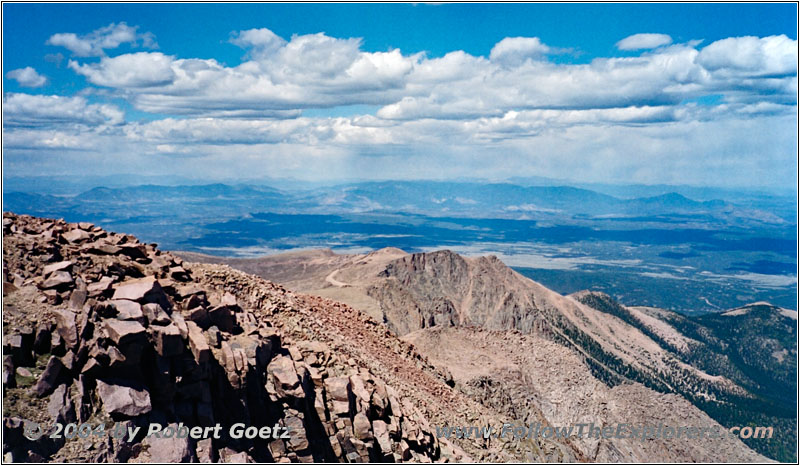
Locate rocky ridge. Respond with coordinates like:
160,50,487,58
1,213,460,463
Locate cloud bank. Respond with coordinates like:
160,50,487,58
4,26,798,189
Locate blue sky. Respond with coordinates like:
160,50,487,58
2,3,797,188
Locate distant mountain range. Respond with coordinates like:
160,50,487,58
4,180,796,314
3,179,793,223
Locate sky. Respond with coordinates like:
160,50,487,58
2,3,798,189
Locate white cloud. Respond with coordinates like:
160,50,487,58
46,22,157,57
2,93,124,127
3,28,796,189
6,67,47,87
65,30,796,123
230,28,286,59
616,33,673,50
697,35,797,77
489,37,550,66
69,52,176,88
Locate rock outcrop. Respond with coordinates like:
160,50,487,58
2,213,452,463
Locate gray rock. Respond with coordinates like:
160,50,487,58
68,289,88,310
325,376,352,402
4,332,33,367
47,384,76,425
87,276,114,297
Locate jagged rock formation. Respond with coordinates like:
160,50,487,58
1,214,459,463
177,248,786,462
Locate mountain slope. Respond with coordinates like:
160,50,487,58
177,247,781,461
7,213,567,462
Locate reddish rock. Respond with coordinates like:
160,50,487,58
87,276,114,297
34,356,66,397
112,276,165,303
52,309,79,350
141,303,168,325
109,300,145,323
41,271,73,290
43,260,73,276
144,425,196,462
95,379,152,417
152,324,183,357
186,321,210,364
103,319,146,346
62,229,91,244
68,289,88,310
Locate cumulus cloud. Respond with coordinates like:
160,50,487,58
46,22,157,57
2,93,124,127
69,52,177,88
63,29,796,122
697,35,797,76
489,37,550,66
6,67,47,87
230,28,286,58
616,33,673,50
5,27,796,189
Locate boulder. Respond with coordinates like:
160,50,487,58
112,276,165,304
52,309,79,350
34,356,66,397
142,303,171,326
96,379,152,417
195,438,215,463
268,355,304,398
4,331,34,367
87,276,114,297
108,300,145,323
41,271,73,290
43,261,73,277
206,326,221,348
143,424,195,462
186,321,210,364
152,324,183,357
353,412,373,440
325,376,352,402
62,229,91,244
68,289,88,310
47,384,77,425
103,319,146,346
373,420,392,454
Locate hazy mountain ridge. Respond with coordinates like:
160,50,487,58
5,180,795,314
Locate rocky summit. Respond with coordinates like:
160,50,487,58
1,213,466,463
